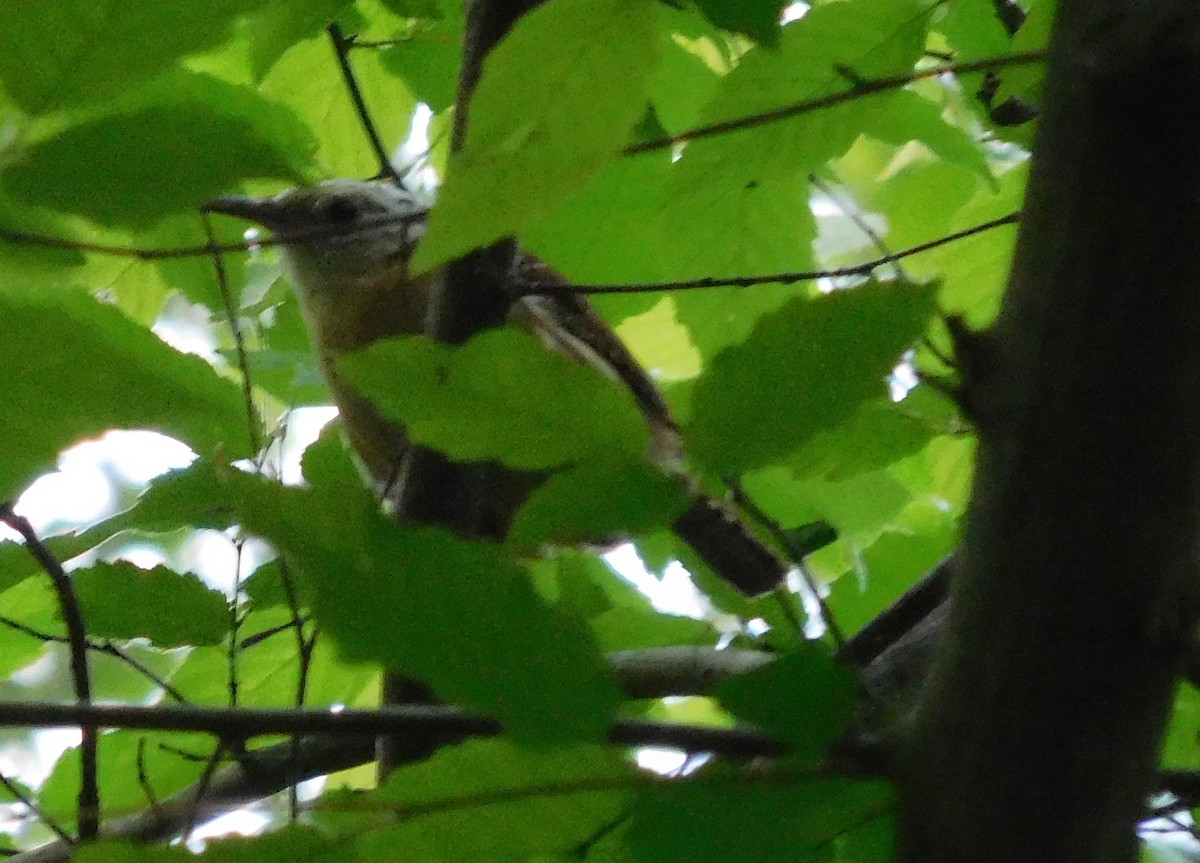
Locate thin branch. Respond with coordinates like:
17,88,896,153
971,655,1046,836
0,210,427,262
225,545,244,708
0,505,99,840
726,480,846,650
0,615,189,703
239,615,311,649
326,23,402,184
204,213,261,455
809,173,906,281
522,212,1021,296
8,737,374,863
133,738,164,827
0,772,73,845
180,742,228,845
278,559,315,821
624,51,1047,156
0,701,783,759
2,210,1016,303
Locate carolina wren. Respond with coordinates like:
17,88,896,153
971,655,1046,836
207,180,789,596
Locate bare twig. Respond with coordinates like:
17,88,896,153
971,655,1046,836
203,212,261,456
725,480,847,650
0,700,783,760
327,23,402,184
0,772,73,845
0,211,426,261
624,51,1047,156
809,173,906,281
522,212,1021,296
0,505,99,840
0,615,189,703
133,739,163,826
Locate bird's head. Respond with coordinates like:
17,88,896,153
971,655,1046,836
206,179,429,302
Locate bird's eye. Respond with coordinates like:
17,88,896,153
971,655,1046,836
323,197,360,222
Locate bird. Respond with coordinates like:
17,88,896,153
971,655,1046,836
206,179,791,597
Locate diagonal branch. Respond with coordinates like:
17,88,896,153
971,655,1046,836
326,23,403,184
0,504,99,840
624,51,1046,156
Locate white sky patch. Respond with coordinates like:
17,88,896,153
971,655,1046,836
604,544,708,619
781,3,809,24
6,432,195,536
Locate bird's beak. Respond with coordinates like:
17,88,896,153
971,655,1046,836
203,194,293,230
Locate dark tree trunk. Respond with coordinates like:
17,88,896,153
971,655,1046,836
898,2,1200,861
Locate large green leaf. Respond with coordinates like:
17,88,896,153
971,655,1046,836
657,0,931,286
629,772,892,863
691,0,790,46
862,88,992,184
684,279,937,475
922,162,1026,325
717,646,858,759
222,468,622,740
0,0,270,114
507,457,690,551
72,561,229,648
4,72,316,228
0,290,255,502
334,740,632,863
339,329,652,470
412,0,662,272
378,1,464,112
260,34,415,178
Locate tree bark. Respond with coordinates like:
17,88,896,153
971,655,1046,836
898,3,1200,861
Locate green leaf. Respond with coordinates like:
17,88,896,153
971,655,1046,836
1159,684,1200,770
40,731,217,826
629,772,892,862
863,88,992,183
4,72,316,228
934,0,1013,60
741,465,913,542
523,153,675,287
656,0,930,285
72,561,229,648
68,460,237,553
260,34,415,178
646,8,729,133
0,0,271,114
826,521,956,637
684,280,938,475
75,825,342,863
0,290,254,502
691,0,789,46
412,0,662,272
788,397,939,481
922,162,1025,325
338,740,632,862
0,577,59,679
717,647,858,758
508,457,690,551
867,161,979,262
379,4,465,111
339,329,652,470
223,468,622,740
994,0,1053,107
242,0,355,80
834,816,895,863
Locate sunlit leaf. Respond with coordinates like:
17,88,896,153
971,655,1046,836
0,289,254,502
685,279,937,475
413,0,662,271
